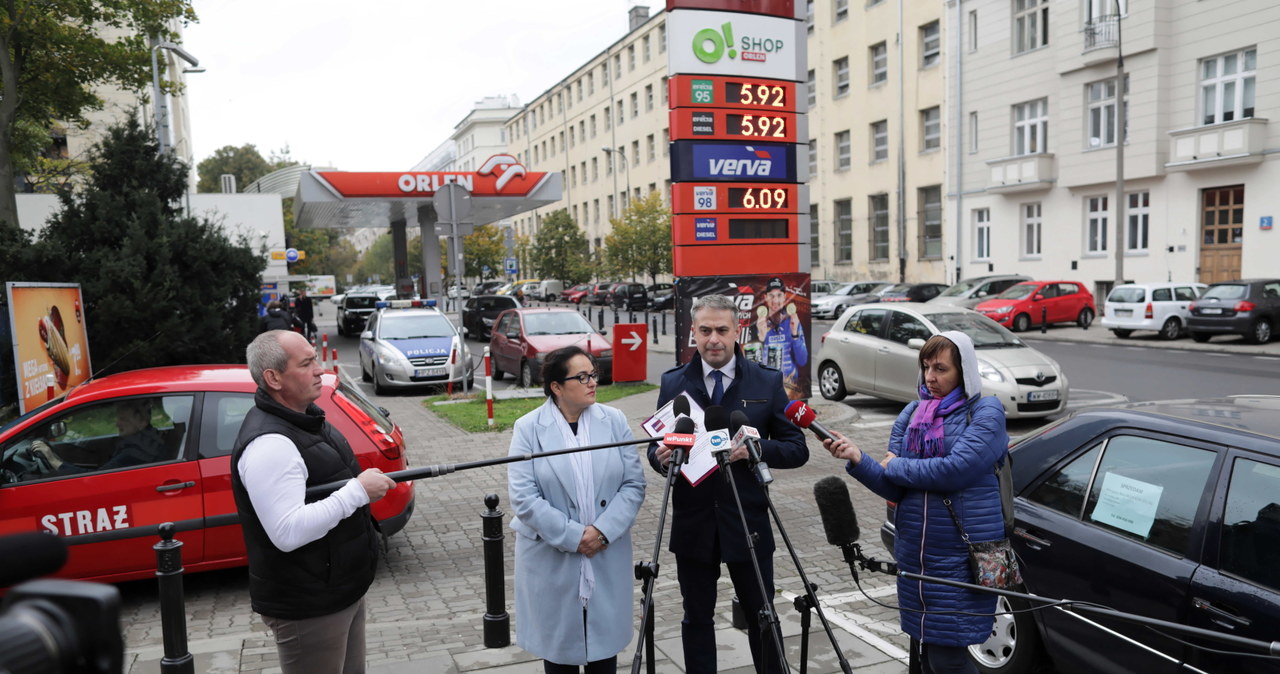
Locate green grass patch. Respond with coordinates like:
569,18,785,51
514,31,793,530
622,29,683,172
422,383,658,433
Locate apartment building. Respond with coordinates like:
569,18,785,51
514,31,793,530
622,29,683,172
956,0,1280,297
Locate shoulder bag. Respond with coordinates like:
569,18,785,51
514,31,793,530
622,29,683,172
943,496,1023,590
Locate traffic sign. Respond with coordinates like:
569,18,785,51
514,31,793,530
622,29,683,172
611,323,648,382
504,257,518,273
285,248,300,263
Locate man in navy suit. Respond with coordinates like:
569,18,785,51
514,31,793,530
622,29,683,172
649,293,809,674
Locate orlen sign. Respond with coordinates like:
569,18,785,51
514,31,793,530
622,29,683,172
670,141,800,183
318,155,547,198
668,9,804,81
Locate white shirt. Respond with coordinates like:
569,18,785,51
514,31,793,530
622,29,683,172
237,433,371,553
701,357,737,400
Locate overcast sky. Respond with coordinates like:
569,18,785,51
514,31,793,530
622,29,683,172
184,0,651,171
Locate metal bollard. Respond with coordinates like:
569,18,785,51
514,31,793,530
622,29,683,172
482,494,511,648
652,316,658,344
662,312,667,336
155,522,194,674
613,307,620,325
597,307,605,331
1041,306,1048,334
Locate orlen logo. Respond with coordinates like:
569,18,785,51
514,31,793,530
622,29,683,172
693,21,785,64
709,146,773,177
477,154,527,191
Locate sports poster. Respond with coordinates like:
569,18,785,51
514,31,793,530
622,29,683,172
6,283,92,413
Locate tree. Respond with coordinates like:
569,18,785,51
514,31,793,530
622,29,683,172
27,117,264,374
196,144,272,193
464,224,507,280
0,1,197,230
530,210,592,284
604,192,672,284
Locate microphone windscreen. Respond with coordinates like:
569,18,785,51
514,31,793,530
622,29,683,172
672,395,691,418
704,405,729,432
0,532,68,587
813,476,861,546
729,410,750,436
785,400,817,429
673,415,697,435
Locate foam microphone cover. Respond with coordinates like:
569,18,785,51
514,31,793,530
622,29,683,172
813,476,861,546
672,395,691,418
785,400,816,428
673,415,697,436
703,405,729,432
0,532,69,587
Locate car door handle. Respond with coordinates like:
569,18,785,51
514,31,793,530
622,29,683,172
156,481,195,493
878,346,890,353
1193,597,1251,629
1013,526,1052,549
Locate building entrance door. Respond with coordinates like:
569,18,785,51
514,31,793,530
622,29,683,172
1199,185,1243,284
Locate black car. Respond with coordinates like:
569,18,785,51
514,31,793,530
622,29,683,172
1186,278,1280,344
462,294,521,341
877,282,948,303
609,282,649,311
648,283,675,310
588,282,615,306
880,396,1280,673
473,280,505,296
336,293,379,336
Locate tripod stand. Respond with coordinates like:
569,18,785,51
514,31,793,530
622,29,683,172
630,441,690,674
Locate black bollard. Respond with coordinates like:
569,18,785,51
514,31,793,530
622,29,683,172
155,522,194,674
597,306,605,331
652,315,658,344
613,307,620,325
1041,305,1048,334
629,310,635,323
662,311,667,336
482,494,511,648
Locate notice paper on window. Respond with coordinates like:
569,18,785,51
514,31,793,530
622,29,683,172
1090,472,1163,539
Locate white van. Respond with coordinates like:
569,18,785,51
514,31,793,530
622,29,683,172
536,280,565,301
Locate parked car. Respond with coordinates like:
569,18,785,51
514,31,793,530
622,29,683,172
358,300,474,394
587,282,615,306
1101,282,1206,340
809,279,841,298
446,284,471,300
811,281,893,319
501,279,540,298
878,282,948,303
880,395,1280,674
815,303,1067,418
337,292,380,336
562,283,593,304
462,294,521,341
489,308,613,388
1186,278,1280,344
974,281,1096,332
648,283,675,310
0,365,415,584
609,282,649,310
929,274,1032,310
535,280,565,301
473,280,505,296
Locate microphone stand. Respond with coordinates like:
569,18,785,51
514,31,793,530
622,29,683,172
712,447,792,674
630,443,690,674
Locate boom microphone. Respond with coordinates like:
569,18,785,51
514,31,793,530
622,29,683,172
785,400,836,443
0,532,69,587
812,476,860,546
730,410,773,485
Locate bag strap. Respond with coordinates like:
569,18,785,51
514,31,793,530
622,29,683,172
942,497,972,544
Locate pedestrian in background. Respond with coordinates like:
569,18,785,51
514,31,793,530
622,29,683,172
822,332,1008,674
294,288,316,340
507,346,646,673
259,300,303,334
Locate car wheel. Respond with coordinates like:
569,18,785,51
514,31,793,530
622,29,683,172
520,360,535,388
337,323,345,337
1111,329,1132,339
818,362,847,401
1159,317,1182,341
969,596,1044,674
1248,318,1273,344
1012,314,1031,333
1077,307,1094,328
1191,332,1211,343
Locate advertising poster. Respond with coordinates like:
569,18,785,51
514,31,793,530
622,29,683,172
307,275,337,297
674,274,811,400
6,283,92,413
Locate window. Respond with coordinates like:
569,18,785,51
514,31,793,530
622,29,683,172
645,84,654,111
1220,457,1280,591
617,100,625,126
871,120,888,161
808,139,817,174
587,72,594,95
593,200,600,225
844,307,887,336
969,111,979,153
647,134,656,162
614,54,622,79
974,208,991,259
1201,48,1256,126
833,57,849,97
870,194,890,260
921,21,940,67
604,105,611,130
834,0,847,23
969,10,978,51
1087,76,1128,148
642,35,651,62
590,115,597,137
570,166,576,186
1087,195,1109,253
1013,98,1048,155
1014,0,1049,54
806,0,814,32
630,92,639,118
888,311,932,345
579,120,586,143
870,42,888,85
835,130,851,169
591,157,598,181
569,126,575,148
919,186,942,258
1086,0,1127,20
836,199,853,261
810,203,820,266
1127,191,1149,251
627,45,635,71
631,140,640,166
662,76,669,105
662,128,669,155
1022,202,1042,256
659,25,666,52
601,63,609,86
807,69,817,107
921,107,941,151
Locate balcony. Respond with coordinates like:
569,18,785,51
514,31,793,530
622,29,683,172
1165,118,1268,172
986,153,1056,193
1081,15,1121,67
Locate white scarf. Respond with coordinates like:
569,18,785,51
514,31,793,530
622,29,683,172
551,398,597,607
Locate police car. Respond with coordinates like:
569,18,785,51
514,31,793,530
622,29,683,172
358,299,474,394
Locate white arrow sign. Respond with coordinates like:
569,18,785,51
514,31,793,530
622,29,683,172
620,331,643,351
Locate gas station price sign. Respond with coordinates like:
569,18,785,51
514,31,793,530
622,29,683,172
669,75,800,113
672,182,802,214
669,108,802,143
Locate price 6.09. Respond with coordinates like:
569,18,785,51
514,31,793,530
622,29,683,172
729,187,788,210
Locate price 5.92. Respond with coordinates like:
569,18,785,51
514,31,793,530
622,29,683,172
733,114,786,138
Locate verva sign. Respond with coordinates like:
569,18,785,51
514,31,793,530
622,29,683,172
667,9,805,81
317,155,549,198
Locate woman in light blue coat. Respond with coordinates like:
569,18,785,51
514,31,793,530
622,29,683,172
508,346,647,673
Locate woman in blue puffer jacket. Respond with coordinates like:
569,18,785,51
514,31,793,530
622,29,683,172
822,331,1008,674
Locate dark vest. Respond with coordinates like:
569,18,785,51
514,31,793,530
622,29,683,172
230,389,379,620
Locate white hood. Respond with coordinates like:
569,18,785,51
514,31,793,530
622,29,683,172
916,330,984,401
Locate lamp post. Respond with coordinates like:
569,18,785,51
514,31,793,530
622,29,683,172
150,36,201,155
602,146,632,217
1112,2,1126,288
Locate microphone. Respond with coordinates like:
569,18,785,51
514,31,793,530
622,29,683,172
730,410,773,485
785,400,836,443
672,394,691,420
0,532,69,587
813,476,860,546
703,405,732,464
663,416,697,467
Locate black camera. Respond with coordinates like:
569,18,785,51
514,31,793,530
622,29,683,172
0,533,122,674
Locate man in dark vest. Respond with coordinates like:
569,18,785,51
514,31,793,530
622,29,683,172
294,287,316,340
232,329,396,673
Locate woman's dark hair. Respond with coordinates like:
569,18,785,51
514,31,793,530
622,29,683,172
918,335,964,392
541,346,595,399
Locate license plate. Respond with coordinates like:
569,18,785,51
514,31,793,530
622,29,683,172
1114,309,1132,317
415,367,446,377
1200,307,1223,315
1028,390,1060,402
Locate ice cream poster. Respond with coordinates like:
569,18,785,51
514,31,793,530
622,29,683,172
6,283,92,413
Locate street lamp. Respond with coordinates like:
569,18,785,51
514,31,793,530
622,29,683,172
150,36,201,155
1112,1,1127,289
601,146,632,217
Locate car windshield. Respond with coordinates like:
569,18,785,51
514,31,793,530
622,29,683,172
938,281,980,297
346,296,377,309
998,284,1038,300
523,312,595,336
380,314,455,339
929,312,1024,348
1108,287,1146,303
879,284,912,295
1203,284,1248,300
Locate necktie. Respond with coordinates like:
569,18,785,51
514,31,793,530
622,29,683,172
711,370,724,405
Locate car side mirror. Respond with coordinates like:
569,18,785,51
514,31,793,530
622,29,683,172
49,421,67,439
907,338,926,351
360,331,373,339
976,290,988,297
1033,294,1044,301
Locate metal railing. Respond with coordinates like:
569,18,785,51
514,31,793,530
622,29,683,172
1083,14,1120,51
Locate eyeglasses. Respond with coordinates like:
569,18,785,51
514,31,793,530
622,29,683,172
561,371,600,385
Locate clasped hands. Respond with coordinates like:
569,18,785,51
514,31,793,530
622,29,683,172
577,524,608,558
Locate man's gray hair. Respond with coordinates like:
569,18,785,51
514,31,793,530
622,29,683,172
691,294,737,319
247,331,290,387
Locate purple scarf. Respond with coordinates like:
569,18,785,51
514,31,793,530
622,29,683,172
905,385,968,459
